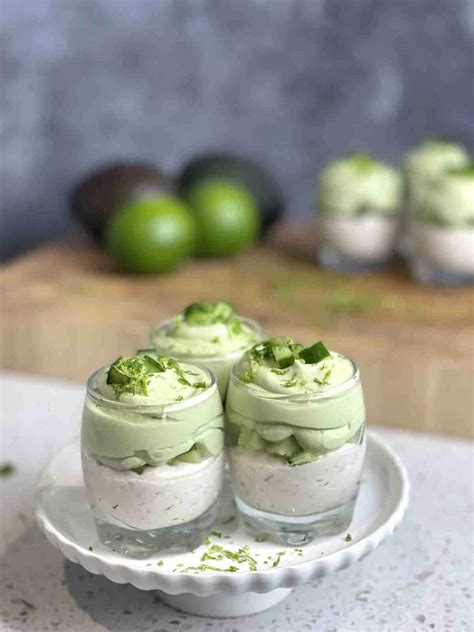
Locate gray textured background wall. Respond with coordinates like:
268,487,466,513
1,0,474,260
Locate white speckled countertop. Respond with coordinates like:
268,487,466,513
0,372,472,632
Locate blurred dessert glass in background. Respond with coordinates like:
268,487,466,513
317,153,402,273
408,164,474,285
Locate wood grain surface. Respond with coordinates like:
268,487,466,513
1,224,473,438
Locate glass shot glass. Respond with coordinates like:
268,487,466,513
226,358,366,546
408,221,474,286
318,213,400,273
81,367,224,558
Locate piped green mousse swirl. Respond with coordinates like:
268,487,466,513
226,338,365,465
410,162,474,227
318,153,401,217
152,300,260,359
152,300,262,398
82,353,224,470
403,140,470,221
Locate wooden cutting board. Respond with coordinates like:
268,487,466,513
1,224,473,438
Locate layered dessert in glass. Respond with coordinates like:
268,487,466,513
82,351,224,557
403,141,473,284
152,300,262,399
408,163,474,284
317,153,402,271
226,337,365,545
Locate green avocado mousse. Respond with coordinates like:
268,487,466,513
317,153,402,271
403,140,469,216
151,300,263,399
81,351,224,557
226,337,366,545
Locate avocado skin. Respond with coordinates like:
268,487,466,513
178,153,284,234
70,162,175,241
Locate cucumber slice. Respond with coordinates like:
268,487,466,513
272,345,295,369
142,355,165,373
299,341,330,364
106,363,129,386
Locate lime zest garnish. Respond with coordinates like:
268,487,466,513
200,544,257,571
271,551,287,567
192,381,209,389
313,368,332,386
106,355,163,397
106,352,210,398
107,353,210,395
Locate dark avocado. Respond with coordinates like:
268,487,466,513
178,153,284,235
70,162,175,241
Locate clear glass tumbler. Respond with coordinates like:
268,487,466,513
408,221,474,286
226,358,366,545
318,213,400,273
81,367,224,558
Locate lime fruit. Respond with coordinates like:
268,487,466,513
186,179,260,256
105,196,195,273
179,153,284,235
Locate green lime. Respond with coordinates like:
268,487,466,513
179,153,284,234
105,196,195,273
186,179,260,256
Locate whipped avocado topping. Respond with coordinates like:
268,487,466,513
319,153,401,217
152,300,259,359
404,140,470,215
82,352,224,470
403,140,469,181
101,352,209,403
226,338,365,466
411,163,474,227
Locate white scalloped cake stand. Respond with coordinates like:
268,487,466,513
35,433,409,618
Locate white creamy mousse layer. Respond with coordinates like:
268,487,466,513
83,451,224,531
411,224,474,275
321,214,399,262
230,439,365,516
